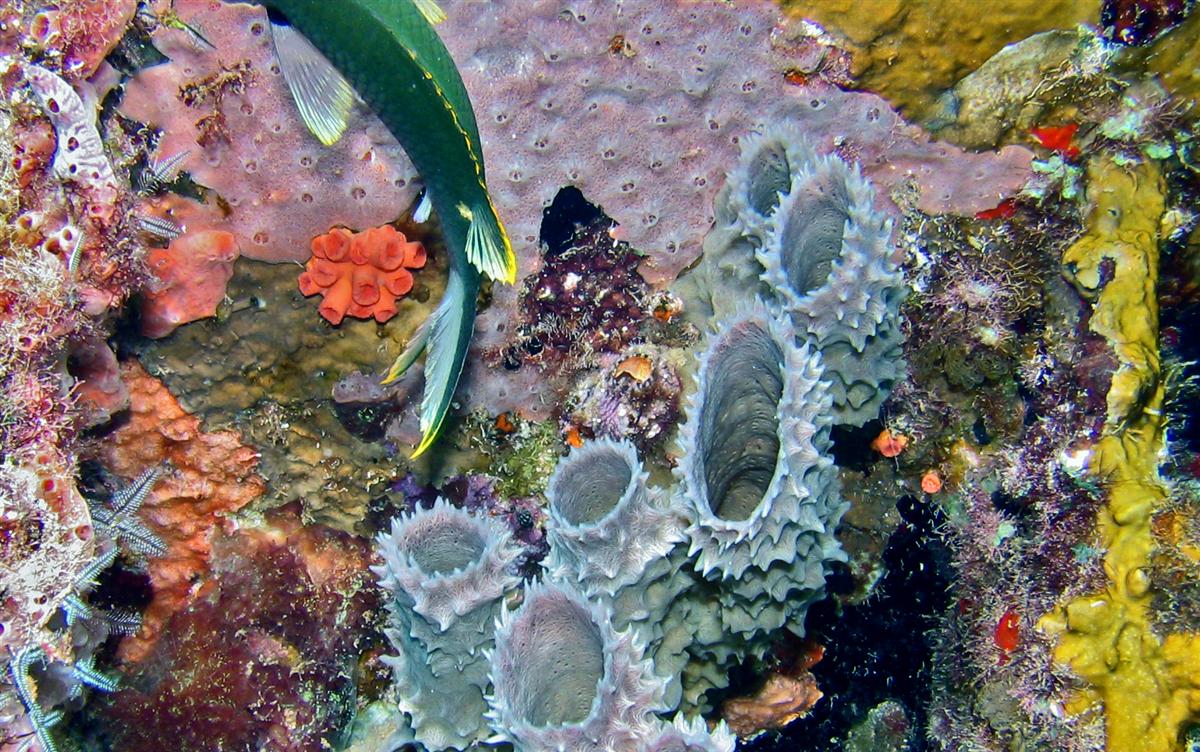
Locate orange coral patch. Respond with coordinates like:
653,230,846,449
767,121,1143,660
299,225,426,325
1030,123,1080,158
920,470,943,494
871,428,909,458
721,673,824,737
141,230,239,338
614,355,653,382
103,362,266,662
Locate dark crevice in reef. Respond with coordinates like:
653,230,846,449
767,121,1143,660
744,493,951,752
829,419,883,472
539,185,609,255
1162,301,1200,458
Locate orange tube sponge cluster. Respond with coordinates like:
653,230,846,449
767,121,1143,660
298,225,426,325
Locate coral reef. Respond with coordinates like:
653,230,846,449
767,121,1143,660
136,256,442,533
1,54,144,456
99,361,266,662
0,242,82,451
498,210,647,376
778,0,1096,126
1,43,150,748
879,178,1117,749
562,345,685,455
0,456,93,656
118,0,420,262
140,229,238,337
462,410,564,500
448,0,1033,419
8,0,137,79
3,2,1198,751
299,225,427,326
373,500,521,751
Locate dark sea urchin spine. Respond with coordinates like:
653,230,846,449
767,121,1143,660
372,500,521,751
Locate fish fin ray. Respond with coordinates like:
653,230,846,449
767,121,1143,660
412,0,447,25
271,21,355,146
382,320,430,384
465,201,517,284
412,189,433,223
411,272,474,457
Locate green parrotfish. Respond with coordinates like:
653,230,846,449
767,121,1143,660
259,0,516,457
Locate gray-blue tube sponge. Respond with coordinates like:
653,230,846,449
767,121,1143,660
673,303,846,672
484,579,668,751
372,498,522,751
544,438,695,708
545,438,684,594
700,124,907,425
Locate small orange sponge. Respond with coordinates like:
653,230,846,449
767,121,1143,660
299,225,426,325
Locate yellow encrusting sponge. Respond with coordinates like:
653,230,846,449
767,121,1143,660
1038,157,1200,752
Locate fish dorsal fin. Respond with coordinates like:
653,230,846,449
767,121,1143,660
411,0,447,25
462,201,518,284
271,20,355,146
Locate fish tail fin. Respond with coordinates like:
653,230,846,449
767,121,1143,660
381,319,430,385
464,201,517,285
412,0,447,25
409,270,477,458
